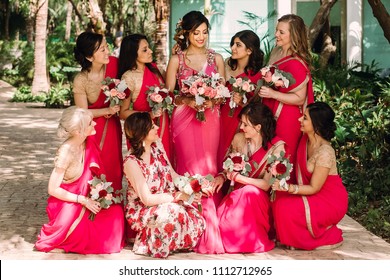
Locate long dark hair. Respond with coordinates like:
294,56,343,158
173,11,210,51
227,30,264,74
74,31,103,71
307,102,336,141
239,102,276,150
124,112,153,159
117,33,162,80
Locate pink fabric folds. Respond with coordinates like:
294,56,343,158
217,137,283,253
171,49,224,254
272,134,348,250
262,55,314,184
217,71,262,171
132,64,171,161
88,56,123,192
35,138,124,254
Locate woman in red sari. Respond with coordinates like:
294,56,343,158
73,32,124,192
217,30,264,171
213,102,285,253
35,107,124,253
118,34,171,160
272,102,348,250
258,14,314,183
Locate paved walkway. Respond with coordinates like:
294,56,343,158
1,80,390,261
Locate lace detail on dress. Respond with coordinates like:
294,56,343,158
73,71,102,105
122,70,143,103
54,144,84,182
307,144,338,175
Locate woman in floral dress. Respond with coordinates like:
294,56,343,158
123,112,205,258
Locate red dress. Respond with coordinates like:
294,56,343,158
217,71,262,171
217,136,284,253
130,65,171,161
35,138,124,254
262,56,314,183
88,56,124,192
272,134,348,250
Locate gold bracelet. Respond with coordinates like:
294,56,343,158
293,184,299,194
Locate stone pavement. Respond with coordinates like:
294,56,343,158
1,80,390,261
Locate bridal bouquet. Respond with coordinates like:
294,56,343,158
173,173,214,212
146,85,174,125
222,152,252,191
181,71,230,121
227,76,255,117
256,65,296,90
101,77,131,106
267,151,293,201
87,165,123,221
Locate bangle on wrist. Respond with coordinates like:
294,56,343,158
218,172,227,181
293,184,299,194
232,172,239,182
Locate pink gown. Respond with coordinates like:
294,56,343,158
123,64,171,161
272,134,348,250
217,71,262,171
87,56,124,192
262,55,314,183
35,138,125,254
123,141,205,258
217,136,284,253
170,49,224,254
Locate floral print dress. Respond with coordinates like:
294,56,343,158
124,141,206,258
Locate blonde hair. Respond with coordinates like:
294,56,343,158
57,106,93,139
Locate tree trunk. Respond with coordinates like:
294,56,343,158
153,0,170,72
319,15,336,67
87,0,106,34
31,0,50,95
26,0,37,44
308,0,338,48
367,0,390,44
65,1,73,41
4,0,10,40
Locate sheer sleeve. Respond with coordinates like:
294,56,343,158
54,144,72,170
73,72,88,97
315,144,336,170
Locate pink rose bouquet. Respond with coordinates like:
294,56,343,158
227,76,255,117
181,71,230,121
145,85,174,126
101,77,131,106
256,65,296,90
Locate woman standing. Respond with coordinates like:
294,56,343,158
35,107,124,254
258,14,315,183
218,30,264,170
118,34,171,160
73,31,124,192
123,112,205,258
165,10,225,254
272,102,348,250
215,102,284,253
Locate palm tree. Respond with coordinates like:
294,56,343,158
153,0,170,72
31,0,50,94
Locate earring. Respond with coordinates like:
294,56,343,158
142,141,145,147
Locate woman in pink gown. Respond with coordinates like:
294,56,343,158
35,107,124,254
123,112,205,258
218,30,264,171
73,31,124,192
272,102,348,250
165,11,225,254
118,34,171,161
214,102,285,253
258,14,314,183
